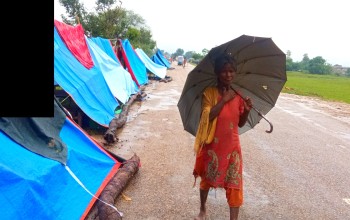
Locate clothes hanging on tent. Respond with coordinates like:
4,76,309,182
54,20,94,69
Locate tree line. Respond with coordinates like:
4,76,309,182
57,0,209,61
165,49,209,64
58,0,156,57
57,1,349,76
166,48,349,77
286,50,349,76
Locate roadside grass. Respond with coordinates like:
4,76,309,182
283,71,350,104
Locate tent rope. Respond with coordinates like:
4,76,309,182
60,95,70,104
64,165,124,217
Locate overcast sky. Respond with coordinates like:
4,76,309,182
54,0,350,67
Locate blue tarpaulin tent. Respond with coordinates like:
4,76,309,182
122,39,148,86
54,27,118,127
135,48,167,79
151,49,171,68
151,53,167,67
0,100,121,219
89,37,118,64
87,37,139,104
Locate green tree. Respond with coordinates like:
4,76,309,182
124,27,156,56
58,0,156,56
175,48,184,57
59,0,88,25
184,51,195,59
286,57,294,71
302,53,310,62
286,50,293,71
300,53,310,72
286,51,343,76
345,68,350,77
292,61,302,71
308,56,331,74
191,53,202,60
202,48,209,56
191,52,204,64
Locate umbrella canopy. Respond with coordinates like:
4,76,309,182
177,34,287,136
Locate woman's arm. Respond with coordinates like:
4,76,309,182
238,97,252,127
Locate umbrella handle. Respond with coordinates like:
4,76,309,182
251,106,273,133
231,87,273,133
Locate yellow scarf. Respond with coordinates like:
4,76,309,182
194,87,219,154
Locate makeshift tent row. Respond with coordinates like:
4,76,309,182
54,20,139,128
0,98,123,219
54,24,118,127
54,20,171,141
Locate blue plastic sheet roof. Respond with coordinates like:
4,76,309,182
135,48,166,79
155,49,171,68
87,37,139,103
0,117,120,219
54,27,118,126
122,39,148,85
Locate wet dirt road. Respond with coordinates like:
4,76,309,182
100,63,350,220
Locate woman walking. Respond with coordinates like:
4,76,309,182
193,54,252,220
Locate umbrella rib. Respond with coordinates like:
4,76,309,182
235,71,286,82
237,54,285,69
225,37,285,67
232,82,278,106
180,77,215,98
230,37,275,58
181,93,201,127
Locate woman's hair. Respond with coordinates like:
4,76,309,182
214,54,237,74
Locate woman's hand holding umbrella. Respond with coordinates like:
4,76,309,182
243,96,253,112
232,87,273,133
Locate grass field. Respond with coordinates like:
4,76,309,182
282,72,350,104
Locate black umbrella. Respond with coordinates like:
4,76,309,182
177,34,287,136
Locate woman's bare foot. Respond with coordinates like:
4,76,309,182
194,210,206,220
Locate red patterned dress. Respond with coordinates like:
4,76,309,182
193,87,245,190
